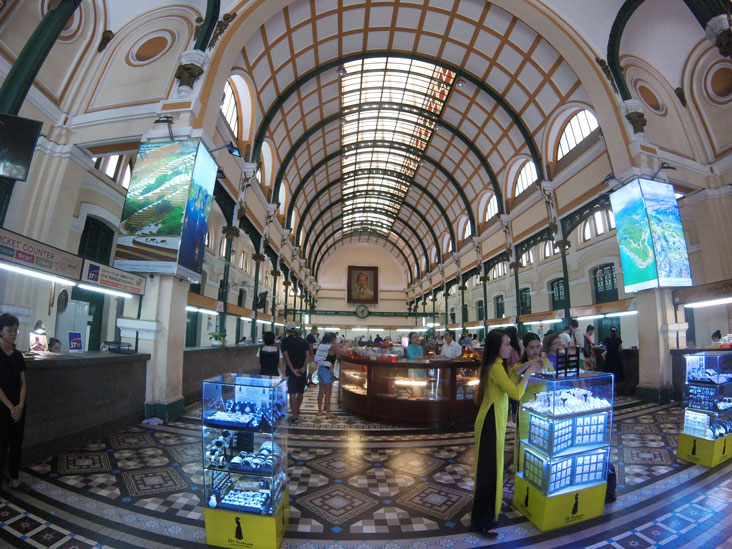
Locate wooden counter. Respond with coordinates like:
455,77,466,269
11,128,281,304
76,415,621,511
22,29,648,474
339,356,480,429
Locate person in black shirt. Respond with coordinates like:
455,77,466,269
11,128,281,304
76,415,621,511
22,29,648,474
281,322,310,421
306,326,319,386
257,331,283,376
373,334,383,344
0,313,27,489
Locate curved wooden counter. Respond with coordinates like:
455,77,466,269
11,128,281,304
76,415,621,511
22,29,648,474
339,356,480,429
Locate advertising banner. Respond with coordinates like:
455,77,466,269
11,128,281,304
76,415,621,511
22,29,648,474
610,178,691,293
81,259,146,295
68,331,83,352
113,140,217,281
0,227,82,280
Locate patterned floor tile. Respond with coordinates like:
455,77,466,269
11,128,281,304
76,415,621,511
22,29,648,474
433,463,474,491
114,447,170,469
395,482,471,520
121,467,188,497
350,506,439,534
622,446,673,465
58,473,121,499
388,451,444,476
56,538,95,549
29,526,67,547
167,443,200,463
286,505,324,534
7,515,43,534
309,452,367,477
135,491,202,520
347,467,415,497
289,448,332,461
298,484,378,525
57,452,112,474
288,465,329,495
108,430,157,449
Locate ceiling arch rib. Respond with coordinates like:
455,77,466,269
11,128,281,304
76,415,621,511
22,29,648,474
299,186,442,265
313,231,413,282
250,50,543,183
304,205,430,273
285,145,462,250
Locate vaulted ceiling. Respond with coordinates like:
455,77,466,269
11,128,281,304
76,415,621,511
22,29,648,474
239,0,591,282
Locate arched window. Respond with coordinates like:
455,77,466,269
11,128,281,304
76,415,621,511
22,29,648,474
430,246,437,265
219,237,227,257
491,261,507,279
239,251,246,270
593,263,618,304
476,299,485,321
205,227,214,250
580,209,616,243
220,81,239,137
514,161,538,197
550,278,567,310
449,307,456,324
485,195,498,221
494,295,505,318
542,240,560,259
120,161,132,189
557,110,599,160
519,249,534,267
463,222,472,239
443,234,452,253
421,256,427,273
519,288,532,315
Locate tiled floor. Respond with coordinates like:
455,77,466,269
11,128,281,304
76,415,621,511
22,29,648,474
0,385,731,548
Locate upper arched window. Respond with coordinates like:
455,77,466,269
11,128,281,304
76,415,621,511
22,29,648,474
421,256,427,273
542,240,560,259
519,249,534,267
463,222,472,240
491,261,507,280
220,81,239,137
443,234,452,253
430,246,437,265
219,236,227,257
485,196,498,221
557,110,599,160
205,227,214,250
238,251,246,270
514,161,538,197
581,209,616,243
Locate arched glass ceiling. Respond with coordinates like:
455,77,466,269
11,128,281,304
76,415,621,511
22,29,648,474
339,57,456,237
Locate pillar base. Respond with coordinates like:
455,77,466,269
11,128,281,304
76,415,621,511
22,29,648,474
635,385,672,404
145,398,186,422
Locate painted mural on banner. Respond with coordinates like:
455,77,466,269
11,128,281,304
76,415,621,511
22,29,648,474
0,227,82,279
113,140,217,280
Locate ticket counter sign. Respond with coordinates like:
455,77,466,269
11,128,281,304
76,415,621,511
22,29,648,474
81,259,146,295
68,331,83,353
0,227,82,280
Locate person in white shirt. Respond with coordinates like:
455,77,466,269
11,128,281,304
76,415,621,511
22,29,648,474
441,329,463,359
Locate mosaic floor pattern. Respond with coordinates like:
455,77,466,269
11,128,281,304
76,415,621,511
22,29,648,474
0,384,731,548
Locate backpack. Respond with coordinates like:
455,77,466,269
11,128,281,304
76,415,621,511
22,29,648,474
582,333,593,357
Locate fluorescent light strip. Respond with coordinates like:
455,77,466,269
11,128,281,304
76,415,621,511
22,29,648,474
605,311,638,318
577,314,605,321
352,328,368,332
187,306,200,312
684,297,732,309
522,318,564,326
324,327,341,331
0,261,77,286
197,308,219,316
467,379,480,386
78,283,133,299
394,380,428,386
396,327,428,332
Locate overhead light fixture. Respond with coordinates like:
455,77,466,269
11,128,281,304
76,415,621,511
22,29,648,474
340,117,347,126
684,297,732,309
456,78,465,87
0,261,77,287
78,283,133,299
153,115,174,140
33,320,46,335
577,314,605,321
605,310,638,317
209,142,241,156
337,66,348,77
523,319,563,326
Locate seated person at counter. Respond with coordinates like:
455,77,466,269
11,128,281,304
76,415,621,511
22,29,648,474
48,338,61,353
713,330,722,344
441,329,462,359
405,332,424,359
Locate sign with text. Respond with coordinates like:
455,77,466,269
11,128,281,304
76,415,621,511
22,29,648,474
0,228,82,280
68,331,83,352
82,259,146,295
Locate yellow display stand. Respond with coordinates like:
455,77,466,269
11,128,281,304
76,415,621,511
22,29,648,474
677,433,732,468
204,489,289,549
513,475,606,531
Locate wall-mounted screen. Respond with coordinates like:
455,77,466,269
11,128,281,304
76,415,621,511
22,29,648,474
610,178,692,293
0,113,43,181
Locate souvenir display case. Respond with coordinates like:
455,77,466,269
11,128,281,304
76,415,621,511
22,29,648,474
202,374,289,549
514,372,613,531
678,352,732,467
339,357,479,428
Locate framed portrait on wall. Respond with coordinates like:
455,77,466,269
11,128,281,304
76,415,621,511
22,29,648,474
347,265,378,304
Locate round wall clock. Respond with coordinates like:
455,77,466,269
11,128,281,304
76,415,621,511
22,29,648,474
355,304,369,319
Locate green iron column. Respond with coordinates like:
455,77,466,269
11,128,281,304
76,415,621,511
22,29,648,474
219,226,239,336
250,252,264,341
512,260,521,331
444,287,449,328
0,0,82,115
459,283,466,335
481,274,489,335
282,279,290,323
432,294,436,327
270,269,279,332
558,239,572,325
193,0,221,50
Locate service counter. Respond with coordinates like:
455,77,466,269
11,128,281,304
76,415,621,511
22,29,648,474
182,344,261,402
339,356,480,429
22,351,150,464
593,347,639,395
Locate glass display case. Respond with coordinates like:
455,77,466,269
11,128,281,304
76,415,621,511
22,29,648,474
682,351,732,440
372,362,444,401
202,374,287,515
341,360,368,395
517,372,614,496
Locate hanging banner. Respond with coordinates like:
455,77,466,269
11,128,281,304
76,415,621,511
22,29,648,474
113,140,216,281
81,259,146,295
0,227,82,279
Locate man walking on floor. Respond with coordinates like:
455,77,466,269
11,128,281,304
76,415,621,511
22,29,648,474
281,321,310,422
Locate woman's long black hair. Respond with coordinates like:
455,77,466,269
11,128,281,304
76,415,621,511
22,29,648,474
505,325,521,355
474,329,506,404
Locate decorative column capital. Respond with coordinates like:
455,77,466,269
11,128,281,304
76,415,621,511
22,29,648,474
706,14,732,58
221,225,240,240
174,49,207,95
621,99,647,134
252,253,266,263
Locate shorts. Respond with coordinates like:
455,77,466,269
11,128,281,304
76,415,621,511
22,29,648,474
287,374,307,394
317,366,332,385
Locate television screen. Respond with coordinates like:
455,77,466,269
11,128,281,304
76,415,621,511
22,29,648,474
0,113,42,181
610,178,691,293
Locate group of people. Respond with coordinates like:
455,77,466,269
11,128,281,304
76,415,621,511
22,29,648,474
257,323,344,422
